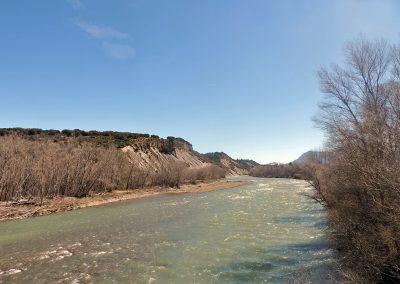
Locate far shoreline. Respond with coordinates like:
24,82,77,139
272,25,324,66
0,179,253,223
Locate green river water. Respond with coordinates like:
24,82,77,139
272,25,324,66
0,177,338,283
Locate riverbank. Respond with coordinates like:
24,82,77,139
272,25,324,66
0,179,252,222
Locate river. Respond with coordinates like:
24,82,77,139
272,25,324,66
0,177,338,283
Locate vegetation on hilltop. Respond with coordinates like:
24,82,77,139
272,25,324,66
203,152,259,169
0,127,190,149
234,159,260,170
202,152,254,176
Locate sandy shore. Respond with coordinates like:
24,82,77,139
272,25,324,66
0,179,252,222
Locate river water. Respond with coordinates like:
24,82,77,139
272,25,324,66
0,177,338,283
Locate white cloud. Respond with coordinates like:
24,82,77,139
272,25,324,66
102,42,135,60
74,20,130,40
74,19,135,60
66,0,84,9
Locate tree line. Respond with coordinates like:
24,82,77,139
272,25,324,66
0,128,191,149
249,163,308,179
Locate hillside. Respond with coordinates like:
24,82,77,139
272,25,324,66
121,137,210,172
0,128,252,176
292,150,330,164
120,140,256,176
235,159,260,170
202,152,257,176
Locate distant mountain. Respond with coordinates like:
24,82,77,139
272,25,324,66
235,159,260,170
292,150,330,164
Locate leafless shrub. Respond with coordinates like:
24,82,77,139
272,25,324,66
124,165,150,189
0,135,130,202
150,162,188,188
150,164,225,189
186,165,226,182
0,135,226,202
249,163,306,179
313,36,400,283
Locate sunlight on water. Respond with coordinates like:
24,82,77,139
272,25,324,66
0,177,338,283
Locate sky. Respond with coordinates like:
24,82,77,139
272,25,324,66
1,0,400,163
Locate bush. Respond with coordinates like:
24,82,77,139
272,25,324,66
0,136,129,202
250,163,306,179
312,37,400,283
0,135,226,203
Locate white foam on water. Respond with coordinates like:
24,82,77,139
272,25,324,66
90,251,113,257
58,250,72,256
169,200,190,206
228,194,250,200
55,250,73,260
257,187,273,191
223,233,241,242
38,254,50,260
36,248,72,261
5,269,22,275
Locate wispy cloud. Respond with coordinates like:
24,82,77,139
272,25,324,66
102,42,135,60
74,20,129,40
66,0,84,9
74,19,134,60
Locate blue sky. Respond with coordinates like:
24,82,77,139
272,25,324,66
1,0,400,163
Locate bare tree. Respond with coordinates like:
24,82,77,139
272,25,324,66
313,36,400,283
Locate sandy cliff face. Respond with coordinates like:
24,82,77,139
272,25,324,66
122,139,250,176
122,146,210,172
122,137,209,172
